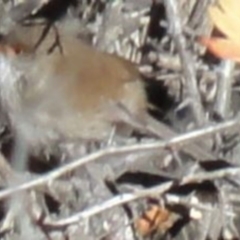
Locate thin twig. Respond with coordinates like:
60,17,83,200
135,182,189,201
214,60,235,119
163,0,205,125
0,117,238,201
44,181,174,228
44,166,240,228
0,152,15,184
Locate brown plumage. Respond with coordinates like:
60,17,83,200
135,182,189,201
0,24,215,160
0,24,147,151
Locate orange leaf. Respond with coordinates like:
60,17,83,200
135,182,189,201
199,0,240,62
199,37,240,62
219,0,240,22
209,5,240,43
135,205,173,236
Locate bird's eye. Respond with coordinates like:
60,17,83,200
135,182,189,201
12,44,24,55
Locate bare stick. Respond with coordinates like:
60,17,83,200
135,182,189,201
0,117,238,201
214,60,235,119
163,0,205,125
44,166,240,228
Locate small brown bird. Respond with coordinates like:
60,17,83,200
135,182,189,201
0,24,148,153
0,23,215,160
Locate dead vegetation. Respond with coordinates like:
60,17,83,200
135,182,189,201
0,0,240,239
